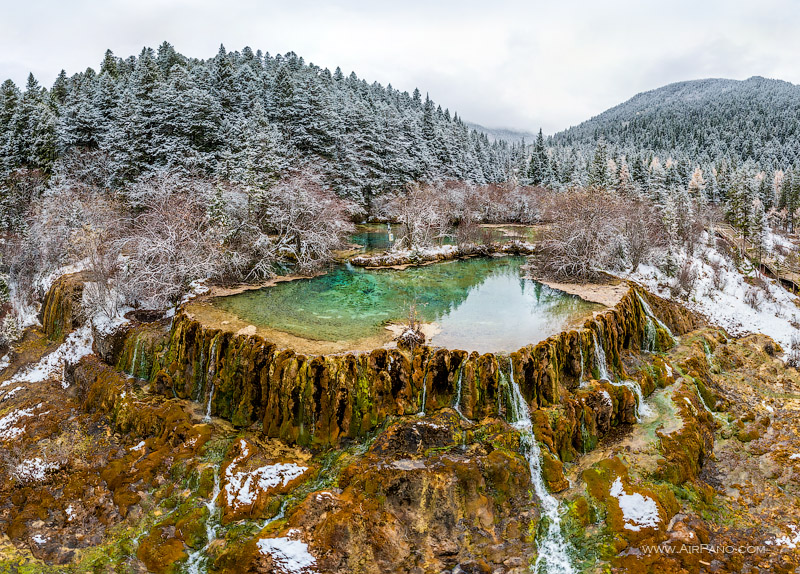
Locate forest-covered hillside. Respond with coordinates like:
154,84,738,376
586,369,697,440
0,42,519,214
550,76,800,169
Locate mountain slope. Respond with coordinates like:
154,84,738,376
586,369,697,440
551,76,800,168
465,122,535,144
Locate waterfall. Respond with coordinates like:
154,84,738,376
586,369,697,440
591,331,611,382
505,359,575,574
185,465,221,574
203,337,219,422
577,345,585,388
417,369,428,417
453,362,470,422
592,331,651,421
636,293,675,351
614,380,653,422
691,378,724,421
130,336,140,379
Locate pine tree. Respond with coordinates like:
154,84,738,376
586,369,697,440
528,128,548,186
587,138,609,188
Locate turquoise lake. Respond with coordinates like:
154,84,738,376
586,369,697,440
211,257,600,353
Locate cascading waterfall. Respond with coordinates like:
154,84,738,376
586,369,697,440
592,331,651,421
130,336,140,378
691,378,724,421
505,359,575,574
616,379,652,422
417,369,428,417
203,337,219,422
636,293,674,351
577,345,585,387
591,330,611,382
453,363,469,422
185,465,221,574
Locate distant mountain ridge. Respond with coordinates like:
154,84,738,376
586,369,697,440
465,122,536,144
550,76,800,168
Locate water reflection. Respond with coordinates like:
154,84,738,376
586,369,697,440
212,257,600,353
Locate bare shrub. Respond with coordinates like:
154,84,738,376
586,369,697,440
243,173,356,275
788,335,800,368
707,257,727,292
117,173,225,308
384,183,448,250
743,286,763,311
395,303,425,351
531,190,666,282
531,191,615,282
670,260,698,299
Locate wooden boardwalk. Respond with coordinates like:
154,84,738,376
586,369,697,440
715,224,800,293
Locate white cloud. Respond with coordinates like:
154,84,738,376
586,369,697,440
1,0,798,133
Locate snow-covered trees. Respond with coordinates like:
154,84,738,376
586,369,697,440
0,44,517,218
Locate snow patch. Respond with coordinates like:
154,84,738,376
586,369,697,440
0,386,24,401
0,406,36,440
13,457,59,482
65,505,75,521
765,524,800,549
626,237,800,352
609,477,660,531
31,534,48,544
0,354,9,373
130,441,146,452
6,324,93,388
224,440,306,509
789,453,800,460
256,536,316,573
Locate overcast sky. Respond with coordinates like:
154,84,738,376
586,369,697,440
0,0,796,134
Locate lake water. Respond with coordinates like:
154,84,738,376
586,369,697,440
211,257,600,353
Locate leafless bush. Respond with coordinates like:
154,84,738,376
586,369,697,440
531,190,667,282
669,260,698,299
743,286,763,311
709,258,727,292
384,183,448,250
618,200,668,271
117,173,224,308
395,303,425,351
239,173,355,277
788,335,800,368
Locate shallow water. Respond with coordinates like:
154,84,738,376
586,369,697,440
212,257,601,353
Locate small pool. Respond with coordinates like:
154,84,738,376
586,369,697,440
211,257,601,354
349,224,537,254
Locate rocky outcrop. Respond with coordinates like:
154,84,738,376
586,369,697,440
39,273,87,340
115,285,696,460
349,241,536,268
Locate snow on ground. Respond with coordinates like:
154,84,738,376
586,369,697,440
0,354,9,373
13,457,59,482
225,462,307,509
625,235,800,352
36,259,89,295
4,324,93,389
224,439,307,509
790,453,800,460
65,505,75,521
256,536,317,573
130,440,146,452
180,278,210,305
765,524,800,549
31,534,48,544
0,386,25,402
0,406,36,440
609,477,661,531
